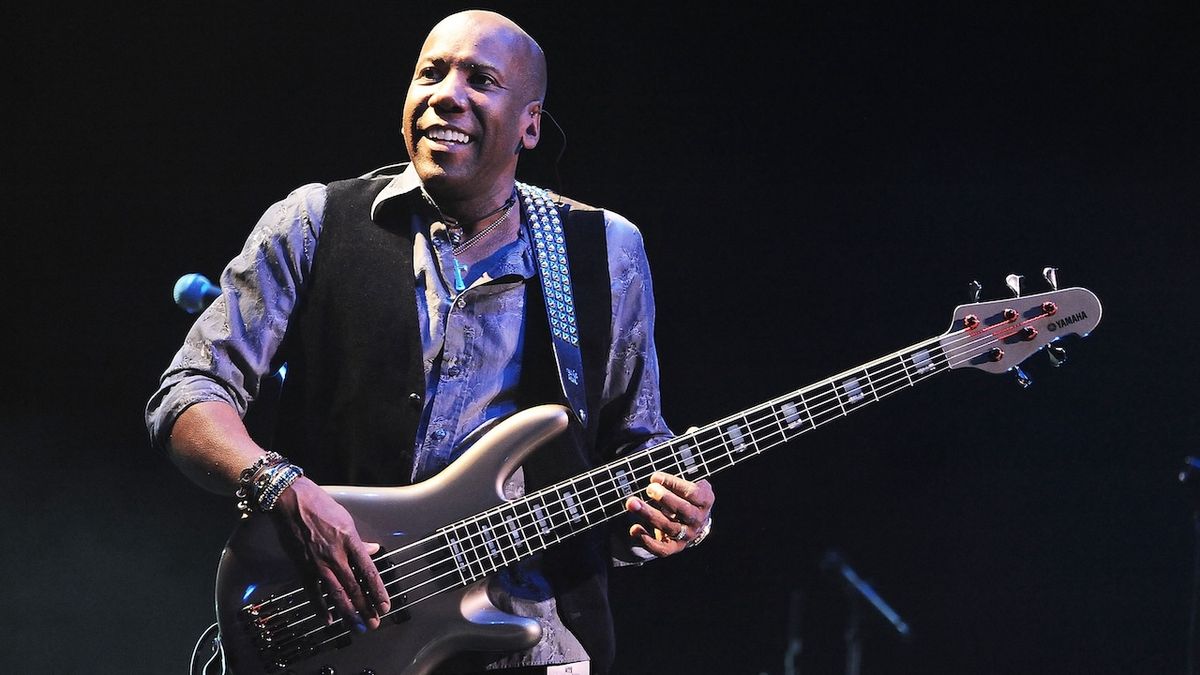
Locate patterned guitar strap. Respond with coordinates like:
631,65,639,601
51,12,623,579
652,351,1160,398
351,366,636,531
517,182,589,428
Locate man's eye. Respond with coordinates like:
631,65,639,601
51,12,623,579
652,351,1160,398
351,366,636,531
417,67,443,81
469,73,498,87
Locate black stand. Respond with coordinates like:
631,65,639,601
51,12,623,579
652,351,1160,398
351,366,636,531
1180,456,1200,675
821,550,911,675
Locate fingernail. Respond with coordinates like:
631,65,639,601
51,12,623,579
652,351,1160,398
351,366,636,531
353,618,368,633
628,499,641,511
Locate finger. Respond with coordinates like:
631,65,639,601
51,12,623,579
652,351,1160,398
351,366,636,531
352,542,391,616
644,481,704,527
328,552,378,629
651,472,715,510
628,522,682,557
317,566,364,631
626,496,687,542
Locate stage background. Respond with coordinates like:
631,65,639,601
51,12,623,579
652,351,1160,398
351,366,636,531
5,2,1197,673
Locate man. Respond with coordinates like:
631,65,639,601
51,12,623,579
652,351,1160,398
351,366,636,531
147,10,713,674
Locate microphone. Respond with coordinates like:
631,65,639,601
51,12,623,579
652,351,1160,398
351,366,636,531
821,549,912,639
173,273,221,314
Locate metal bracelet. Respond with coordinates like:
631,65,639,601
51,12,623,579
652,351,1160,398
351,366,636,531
686,514,710,547
235,451,285,516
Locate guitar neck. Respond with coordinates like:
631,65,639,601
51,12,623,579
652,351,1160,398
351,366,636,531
440,331,957,582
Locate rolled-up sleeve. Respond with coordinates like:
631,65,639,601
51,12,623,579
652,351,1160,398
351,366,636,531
144,183,326,451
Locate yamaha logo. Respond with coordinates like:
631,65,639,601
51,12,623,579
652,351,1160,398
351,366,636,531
1046,310,1087,332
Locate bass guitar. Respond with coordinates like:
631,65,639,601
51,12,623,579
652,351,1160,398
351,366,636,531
195,279,1102,675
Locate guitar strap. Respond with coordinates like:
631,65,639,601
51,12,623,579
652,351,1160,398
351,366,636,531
518,182,592,429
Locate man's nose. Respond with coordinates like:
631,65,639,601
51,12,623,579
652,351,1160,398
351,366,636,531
429,71,468,112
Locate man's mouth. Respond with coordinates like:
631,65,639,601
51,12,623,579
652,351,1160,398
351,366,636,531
424,127,472,145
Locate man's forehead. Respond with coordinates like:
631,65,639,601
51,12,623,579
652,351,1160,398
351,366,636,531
419,17,521,61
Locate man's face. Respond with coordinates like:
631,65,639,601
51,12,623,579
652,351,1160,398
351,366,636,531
401,15,539,202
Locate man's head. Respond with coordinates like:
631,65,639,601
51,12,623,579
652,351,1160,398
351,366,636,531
401,10,546,205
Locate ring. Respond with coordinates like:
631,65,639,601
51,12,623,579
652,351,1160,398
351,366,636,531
672,524,688,542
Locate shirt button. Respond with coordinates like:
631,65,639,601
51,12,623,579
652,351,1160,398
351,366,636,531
431,429,447,441
447,365,462,377
456,298,467,309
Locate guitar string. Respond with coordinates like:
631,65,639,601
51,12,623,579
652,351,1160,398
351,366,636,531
404,314,1030,579
250,313,1052,652
374,308,1039,579
249,314,1035,644
289,326,999,653
250,314,1033,650
268,320,1046,656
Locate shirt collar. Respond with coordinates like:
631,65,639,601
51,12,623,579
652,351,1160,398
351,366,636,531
369,162,426,221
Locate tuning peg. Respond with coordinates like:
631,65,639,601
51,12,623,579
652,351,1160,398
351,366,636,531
1048,344,1067,367
968,280,982,303
1005,274,1024,298
1042,267,1059,291
1014,366,1033,388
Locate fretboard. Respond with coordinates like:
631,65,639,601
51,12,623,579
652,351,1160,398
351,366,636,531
440,332,954,584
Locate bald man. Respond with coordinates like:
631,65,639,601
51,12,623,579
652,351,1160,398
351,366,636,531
149,10,713,674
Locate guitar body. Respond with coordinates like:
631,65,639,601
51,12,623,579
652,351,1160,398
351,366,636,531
214,405,573,675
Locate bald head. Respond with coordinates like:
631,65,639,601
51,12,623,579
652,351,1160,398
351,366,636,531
425,10,547,103
402,9,549,208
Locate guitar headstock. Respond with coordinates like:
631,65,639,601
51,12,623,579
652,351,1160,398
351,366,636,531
938,271,1102,377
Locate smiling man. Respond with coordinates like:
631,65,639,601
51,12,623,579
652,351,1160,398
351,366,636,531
148,10,713,675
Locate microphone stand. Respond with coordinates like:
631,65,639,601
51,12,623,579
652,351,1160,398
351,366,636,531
1180,456,1200,675
821,550,912,675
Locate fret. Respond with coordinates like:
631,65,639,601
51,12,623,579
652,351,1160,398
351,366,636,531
612,464,636,500
806,381,843,427
529,493,558,546
594,466,630,519
486,509,522,567
465,520,501,575
478,517,503,568
723,415,753,454
502,511,529,556
871,354,909,400
776,397,809,438
559,487,586,526
576,471,605,520
622,450,657,489
686,425,736,475
448,522,487,581
444,529,473,584
836,368,875,413
905,345,945,379
513,500,546,555
674,438,705,477
899,351,916,387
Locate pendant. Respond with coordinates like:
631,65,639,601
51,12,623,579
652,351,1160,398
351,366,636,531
453,258,468,292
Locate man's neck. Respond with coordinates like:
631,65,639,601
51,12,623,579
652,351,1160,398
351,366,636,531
426,184,518,238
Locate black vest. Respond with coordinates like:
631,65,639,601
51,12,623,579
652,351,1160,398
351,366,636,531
269,172,619,672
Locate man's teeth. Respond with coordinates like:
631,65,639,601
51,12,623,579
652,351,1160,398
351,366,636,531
426,129,471,144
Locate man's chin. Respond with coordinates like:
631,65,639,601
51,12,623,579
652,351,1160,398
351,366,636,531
412,157,471,193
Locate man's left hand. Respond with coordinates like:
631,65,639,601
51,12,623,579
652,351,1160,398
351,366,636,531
625,471,715,557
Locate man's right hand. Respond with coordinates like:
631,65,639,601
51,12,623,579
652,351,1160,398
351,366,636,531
270,477,391,631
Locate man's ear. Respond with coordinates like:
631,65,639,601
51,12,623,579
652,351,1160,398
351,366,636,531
521,104,542,150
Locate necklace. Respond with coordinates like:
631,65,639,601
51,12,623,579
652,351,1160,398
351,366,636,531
450,192,519,292
453,194,517,255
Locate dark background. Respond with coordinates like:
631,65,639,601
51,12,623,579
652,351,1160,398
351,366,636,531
5,2,1197,673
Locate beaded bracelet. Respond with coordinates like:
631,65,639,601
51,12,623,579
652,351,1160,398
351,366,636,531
257,463,304,513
